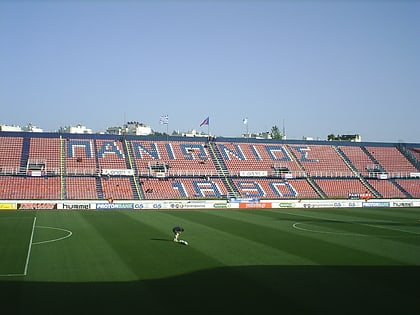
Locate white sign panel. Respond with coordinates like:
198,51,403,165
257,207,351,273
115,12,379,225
101,169,134,176
239,171,268,177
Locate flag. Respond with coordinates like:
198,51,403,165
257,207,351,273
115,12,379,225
200,116,209,127
159,115,169,125
243,118,248,125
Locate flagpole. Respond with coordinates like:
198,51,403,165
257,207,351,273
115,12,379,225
160,115,169,143
243,118,249,140
246,120,248,138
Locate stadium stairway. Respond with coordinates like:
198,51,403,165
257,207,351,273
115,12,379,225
122,138,143,200
333,146,381,198
208,141,241,198
360,146,385,172
390,179,413,198
91,139,104,199
60,136,66,200
93,138,101,172
95,177,104,199
129,177,141,199
20,136,30,174
396,143,420,171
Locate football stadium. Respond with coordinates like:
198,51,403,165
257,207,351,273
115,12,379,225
1,131,420,314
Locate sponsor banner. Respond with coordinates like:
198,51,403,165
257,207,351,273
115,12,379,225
230,197,260,203
170,203,206,209
392,202,413,208
132,201,227,210
133,203,163,210
101,169,134,176
19,203,57,210
362,201,390,208
96,203,133,210
301,202,337,209
347,201,360,207
348,193,373,200
239,202,272,209
278,203,294,208
239,171,268,177
0,203,17,210
170,203,184,209
62,204,91,210
410,172,420,178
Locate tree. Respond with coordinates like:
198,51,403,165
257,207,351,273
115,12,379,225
271,125,282,139
152,131,168,136
327,134,336,141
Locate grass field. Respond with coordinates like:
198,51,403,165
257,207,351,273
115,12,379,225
1,207,420,314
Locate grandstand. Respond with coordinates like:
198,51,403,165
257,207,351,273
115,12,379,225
0,131,419,200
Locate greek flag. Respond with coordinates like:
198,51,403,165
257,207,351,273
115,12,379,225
159,115,169,125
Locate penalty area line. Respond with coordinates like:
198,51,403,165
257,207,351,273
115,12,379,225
23,216,37,276
0,217,36,277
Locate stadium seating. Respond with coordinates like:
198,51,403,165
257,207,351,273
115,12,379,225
216,142,302,176
0,176,61,199
96,139,127,170
141,177,228,199
409,147,420,162
66,177,98,199
101,177,134,200
231,178,319,199
0,132,419,200
395,179,420,198
140,178,184,199
314,179,371,199
338,145,375,177
131,140,219,176
366,179,407,198
364,146,418,177
28,137,61,174
288,144,354,177
65,138,97,175
0,136,23,174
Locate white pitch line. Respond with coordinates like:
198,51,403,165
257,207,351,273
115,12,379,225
32,226,73,245
0,221,73,277
292,222,368,237
361,222,420,236
281,210,420,236
23,216,37,276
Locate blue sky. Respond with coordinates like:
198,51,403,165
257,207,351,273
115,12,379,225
1,0,419,143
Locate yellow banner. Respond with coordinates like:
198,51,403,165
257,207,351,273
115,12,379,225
0,203,18,210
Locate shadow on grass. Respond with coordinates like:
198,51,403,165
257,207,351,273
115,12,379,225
1,265,419,315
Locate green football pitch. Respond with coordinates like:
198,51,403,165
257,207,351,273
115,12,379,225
1,208,420,314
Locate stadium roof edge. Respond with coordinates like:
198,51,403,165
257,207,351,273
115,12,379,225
0,131,418,147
